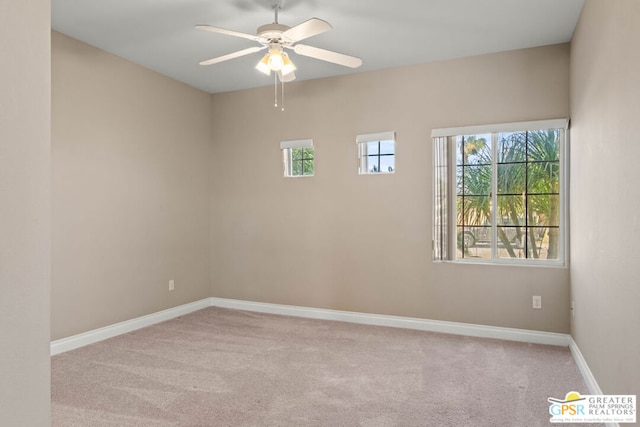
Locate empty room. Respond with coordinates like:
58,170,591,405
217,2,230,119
1,0,638,425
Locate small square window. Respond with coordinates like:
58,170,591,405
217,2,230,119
281,139,314,177
357,132,396,174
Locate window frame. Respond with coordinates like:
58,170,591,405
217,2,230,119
281,139,314,178
432,119,568,266
357,131,396,175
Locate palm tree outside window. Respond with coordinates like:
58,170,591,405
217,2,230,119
433,119,567,264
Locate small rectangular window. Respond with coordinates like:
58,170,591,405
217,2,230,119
357,131,396,174
281,139,314,177
433,119,568,265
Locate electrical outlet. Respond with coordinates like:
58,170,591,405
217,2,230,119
169,280,175,291
571,300,575,317
532,295,542,309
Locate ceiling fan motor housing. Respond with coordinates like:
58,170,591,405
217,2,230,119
257,23,292,43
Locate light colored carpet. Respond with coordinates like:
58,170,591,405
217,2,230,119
51,307,598,426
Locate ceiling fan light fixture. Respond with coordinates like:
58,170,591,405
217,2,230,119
267,48,284,71
256,53,271,75
256,48,295,77
280,52,296,76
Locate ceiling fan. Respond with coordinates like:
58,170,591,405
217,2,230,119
195,4,363,83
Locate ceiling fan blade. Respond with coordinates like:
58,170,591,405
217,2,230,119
293,44,363,68
282,18,332,43
195,24,261,42
199,46,265,66
278,70,296,83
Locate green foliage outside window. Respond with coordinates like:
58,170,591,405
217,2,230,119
291,147,314,176
457,129,561,260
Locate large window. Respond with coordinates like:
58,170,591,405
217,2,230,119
433,119,567,264
281,139,314,177
357,131,396,174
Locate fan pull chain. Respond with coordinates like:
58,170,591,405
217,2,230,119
281,78,285,111
274,73,278,107
272,74,285,112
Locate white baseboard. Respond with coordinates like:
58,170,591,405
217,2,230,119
568,337,604,394
568,339,619,427
50,296,571,353
50,298,211,356
208,297,571,346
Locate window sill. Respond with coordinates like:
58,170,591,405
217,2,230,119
434,259,567,268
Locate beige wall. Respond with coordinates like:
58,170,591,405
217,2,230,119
570,0,640,395
0,1,51,425
52,32,212,340
210,44,571,333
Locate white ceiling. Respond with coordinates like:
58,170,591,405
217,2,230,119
51,0,584,94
